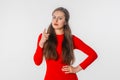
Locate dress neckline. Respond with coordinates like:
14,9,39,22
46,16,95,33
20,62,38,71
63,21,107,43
56,33,64,36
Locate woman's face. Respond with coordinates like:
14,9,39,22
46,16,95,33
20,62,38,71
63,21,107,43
52,10,66,30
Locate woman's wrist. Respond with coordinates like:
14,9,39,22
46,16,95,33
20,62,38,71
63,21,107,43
74,65,83,73
39,40,45,48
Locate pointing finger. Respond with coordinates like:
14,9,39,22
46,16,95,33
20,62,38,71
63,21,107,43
43,28,47,34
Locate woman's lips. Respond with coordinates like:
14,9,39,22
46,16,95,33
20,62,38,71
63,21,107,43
54,23,58,26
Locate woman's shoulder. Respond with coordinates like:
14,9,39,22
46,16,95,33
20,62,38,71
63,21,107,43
72,34,79,40
72,34,84,43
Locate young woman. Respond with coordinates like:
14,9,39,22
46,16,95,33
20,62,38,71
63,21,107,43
33,7,98,80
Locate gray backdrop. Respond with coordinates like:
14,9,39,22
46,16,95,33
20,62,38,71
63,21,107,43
0,0,120,80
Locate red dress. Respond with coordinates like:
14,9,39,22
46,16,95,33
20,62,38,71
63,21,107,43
33,34,98,80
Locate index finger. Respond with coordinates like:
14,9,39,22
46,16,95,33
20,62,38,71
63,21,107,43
43,28,46,33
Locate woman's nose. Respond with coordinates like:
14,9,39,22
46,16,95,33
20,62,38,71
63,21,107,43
55,18,58,22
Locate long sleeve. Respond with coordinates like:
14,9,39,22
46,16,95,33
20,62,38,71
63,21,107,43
73,35,98,70
33,33,43,66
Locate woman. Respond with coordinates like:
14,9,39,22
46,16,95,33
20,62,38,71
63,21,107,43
33,7,98,80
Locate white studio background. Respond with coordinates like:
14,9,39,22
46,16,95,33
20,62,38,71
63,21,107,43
0,0,120,80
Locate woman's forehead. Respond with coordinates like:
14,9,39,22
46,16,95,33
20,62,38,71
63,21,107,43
52,11,65,16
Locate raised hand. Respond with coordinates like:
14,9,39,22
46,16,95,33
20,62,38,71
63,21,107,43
39,28,49,48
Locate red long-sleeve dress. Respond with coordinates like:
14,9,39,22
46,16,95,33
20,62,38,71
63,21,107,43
33,34,98,80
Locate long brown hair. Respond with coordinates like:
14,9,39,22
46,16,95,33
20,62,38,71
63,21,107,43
43,7,74,65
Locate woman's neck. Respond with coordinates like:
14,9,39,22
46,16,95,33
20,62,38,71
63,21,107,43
55,28,64,35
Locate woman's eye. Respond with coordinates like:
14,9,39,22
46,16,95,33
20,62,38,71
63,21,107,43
52,16,56,19
59,17,62,20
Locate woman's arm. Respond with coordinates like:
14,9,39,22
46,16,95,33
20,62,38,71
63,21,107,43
62,35,98,73
33,34,43,66
33,29,49,66
73,35,98,70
